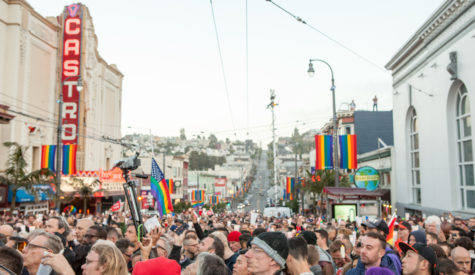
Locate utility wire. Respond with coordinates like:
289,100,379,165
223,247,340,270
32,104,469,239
245,0,250,138
209,0,236,136
266,0,387,73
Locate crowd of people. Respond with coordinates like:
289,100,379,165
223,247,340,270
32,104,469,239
0,209,474,275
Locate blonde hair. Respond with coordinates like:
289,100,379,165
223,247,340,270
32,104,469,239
91,240,128,275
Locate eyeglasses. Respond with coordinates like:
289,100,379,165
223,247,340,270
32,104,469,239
0,264,17,275
84,234,97,239
25,243,51,251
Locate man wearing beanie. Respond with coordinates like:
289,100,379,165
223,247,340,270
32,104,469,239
245,232,289,275
228,231,242,252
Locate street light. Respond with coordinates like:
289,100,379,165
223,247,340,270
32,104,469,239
56,75,83,210
307,59,339,187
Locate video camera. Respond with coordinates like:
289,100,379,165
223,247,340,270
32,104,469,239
114,152,141,171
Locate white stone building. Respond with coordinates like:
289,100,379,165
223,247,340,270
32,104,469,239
386,0,475,216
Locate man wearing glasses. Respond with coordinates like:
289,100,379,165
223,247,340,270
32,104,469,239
21,232,63,275
245,232,289,275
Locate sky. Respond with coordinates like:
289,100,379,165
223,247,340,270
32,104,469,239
28,0,443,145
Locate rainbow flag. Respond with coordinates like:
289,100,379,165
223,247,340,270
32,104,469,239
386,213,397,246
63,205,76,214
286,177,294,200
191,190,205,208
339,135,357,169
166,179,174,194
209,195,219,205
191,201,204,207
62,144,77,175
150,158,173,216
41,145,56,171
315,135,333,170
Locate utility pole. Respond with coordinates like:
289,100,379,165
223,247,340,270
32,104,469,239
267,89,278,203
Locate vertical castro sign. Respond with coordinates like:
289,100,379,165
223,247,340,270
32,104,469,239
61,4,82,144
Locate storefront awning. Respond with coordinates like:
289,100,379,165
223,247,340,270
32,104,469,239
323,187,387,200
8,185,54,203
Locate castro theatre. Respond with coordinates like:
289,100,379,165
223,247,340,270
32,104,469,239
0,1,123,213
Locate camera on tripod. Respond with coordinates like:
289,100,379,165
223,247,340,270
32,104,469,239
114,152,141,171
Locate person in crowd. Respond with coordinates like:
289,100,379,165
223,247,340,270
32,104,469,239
106,226,121,243
426,232,440,245
116,238,136,265
245,232,289,275
45,216,71,238
197,234,225,259
326,226,337,242
409,229,427,245
315,229,330,252
124,224,141,252
132,255,181,275
228,231,242,253
84,225,107,246
0,224,14,248
233,249,250,275
329,240,351,269
239,233,251,250
299,230,333,275
75,218,94,245
196,252,229,275
451,246,472,274
397,221,412,245
428,243,448,259
211,231,239,271
440,242,454,259
21,231,64,275
436,258,463,275
0,246,24,275
399,242,437,275
426,215,446,241
346,232,388,275
307,245,323,275
81,240,128,275
286,236,313,275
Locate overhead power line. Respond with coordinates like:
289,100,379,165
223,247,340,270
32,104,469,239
209,0,236,136
266,0,387,73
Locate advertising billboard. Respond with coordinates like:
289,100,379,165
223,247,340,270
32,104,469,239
333,204,357,222
354,166,380,191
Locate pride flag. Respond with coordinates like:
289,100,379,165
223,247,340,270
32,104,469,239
150,158,173,216
339,135,357,169
386,213,397,246
315,135,333,170
62,144,77,175
191,190,205,208
209,195,219,205
166,179,174,194
41,145,56,171
286,177,294,200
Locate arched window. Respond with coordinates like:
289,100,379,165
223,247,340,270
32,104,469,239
456,84,475,209
409,109,421,204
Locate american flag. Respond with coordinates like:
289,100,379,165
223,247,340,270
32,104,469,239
151,158,165,183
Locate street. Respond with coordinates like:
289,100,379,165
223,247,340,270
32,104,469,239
242,150,270,213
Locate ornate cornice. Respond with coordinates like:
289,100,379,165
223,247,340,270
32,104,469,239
385,0,474,72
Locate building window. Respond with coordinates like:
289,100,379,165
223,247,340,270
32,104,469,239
345,126,351,135
32,146,40,170
456,84,475,209
409,109,421,204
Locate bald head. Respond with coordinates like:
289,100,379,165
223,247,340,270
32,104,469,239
76,219,94,243
0,225,14,237
451,247,471,274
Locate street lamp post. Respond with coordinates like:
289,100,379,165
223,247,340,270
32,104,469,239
56,76,83,210
307,59,339,187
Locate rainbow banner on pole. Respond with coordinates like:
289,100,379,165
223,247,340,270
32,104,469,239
166,179,174,194
315,135,333,170
62,144,77,175
209,195,219,205
286,177,294,200
151,158,174,217
191,190,205,208
339,135,357,169
41,145,56,171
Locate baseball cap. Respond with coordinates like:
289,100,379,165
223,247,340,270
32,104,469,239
363,219,389,235
397,221,412,231
399,242,437,275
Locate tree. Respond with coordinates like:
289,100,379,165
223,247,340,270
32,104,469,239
70,177,102,214
0,142,54,212
208,134,218,149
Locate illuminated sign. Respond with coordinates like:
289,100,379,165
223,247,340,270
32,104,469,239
61,4,82,144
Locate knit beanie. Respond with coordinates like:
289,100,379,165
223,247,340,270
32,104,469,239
228,231,241,242
132,256,181,275
251,232,289,269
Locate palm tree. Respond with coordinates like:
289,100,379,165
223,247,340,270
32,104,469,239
0,142,54,212
69,177,102,214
